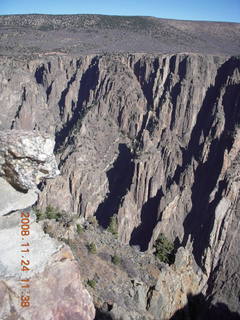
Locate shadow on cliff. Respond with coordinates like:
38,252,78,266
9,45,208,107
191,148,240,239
117,57,188,251
95,144,134,228
55,57,99,151
130,188,163,251
174,57,240,268
94,293,240,320
95,308,114,320
133,57,159,108
170,293,240,320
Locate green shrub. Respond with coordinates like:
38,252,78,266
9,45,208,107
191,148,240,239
107,214,118,236
35,208,45,221
154,233,174,264
87,242,97,254
111,254,121,265
76,223,84,234
35,206,64,222
45,205,62,220
87,279,97,289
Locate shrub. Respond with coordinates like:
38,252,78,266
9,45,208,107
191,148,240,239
76,223,84,234
154,233,174,264
107,214,118,236
87,242,97,254
87,279,97,289
111,255,121,265
45,205,62,220
35,206,66,222
35,208,45,221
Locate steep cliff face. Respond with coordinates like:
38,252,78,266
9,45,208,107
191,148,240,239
0,53,240,315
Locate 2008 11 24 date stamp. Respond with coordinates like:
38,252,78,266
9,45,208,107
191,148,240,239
20,211,31,308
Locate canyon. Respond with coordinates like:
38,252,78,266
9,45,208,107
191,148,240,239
0,14,240,320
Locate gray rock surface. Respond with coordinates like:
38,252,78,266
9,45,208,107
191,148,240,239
0,130,60,191
0,177,38,216
0,210,61,278
0,211,95,320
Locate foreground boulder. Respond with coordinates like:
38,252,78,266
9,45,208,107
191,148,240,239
0,130,60,191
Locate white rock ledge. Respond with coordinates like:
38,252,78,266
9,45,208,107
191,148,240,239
0,177,38,216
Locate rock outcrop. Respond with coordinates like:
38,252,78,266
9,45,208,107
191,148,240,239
0,130,60,191
0,130,95,320
0,211,95,320
0,52,240,318
0,130,59,215
0,177,38,216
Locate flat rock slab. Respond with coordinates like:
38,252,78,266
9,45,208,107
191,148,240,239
0,177,38,216
0,211,62,278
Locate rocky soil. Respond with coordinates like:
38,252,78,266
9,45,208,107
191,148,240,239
0,14,240,57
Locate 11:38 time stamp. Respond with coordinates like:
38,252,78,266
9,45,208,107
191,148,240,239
20,211,31,308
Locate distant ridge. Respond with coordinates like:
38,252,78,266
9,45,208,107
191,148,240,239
0,14,239,56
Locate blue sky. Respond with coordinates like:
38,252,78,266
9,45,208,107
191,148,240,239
0,0,240,23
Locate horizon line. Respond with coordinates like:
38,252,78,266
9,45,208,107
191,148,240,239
0,12,239,24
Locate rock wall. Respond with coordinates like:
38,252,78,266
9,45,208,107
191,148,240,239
0,53,240,315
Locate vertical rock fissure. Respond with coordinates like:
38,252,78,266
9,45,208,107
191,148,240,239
130,188,163,251
133,58,159,109
95,144,134,228
132,58,160,140
55,57,100,151
58,71,78,118
35,64,48,85
11,86,26,129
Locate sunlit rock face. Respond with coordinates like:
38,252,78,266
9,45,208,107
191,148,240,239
0,130,60,191
0,130,60,215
